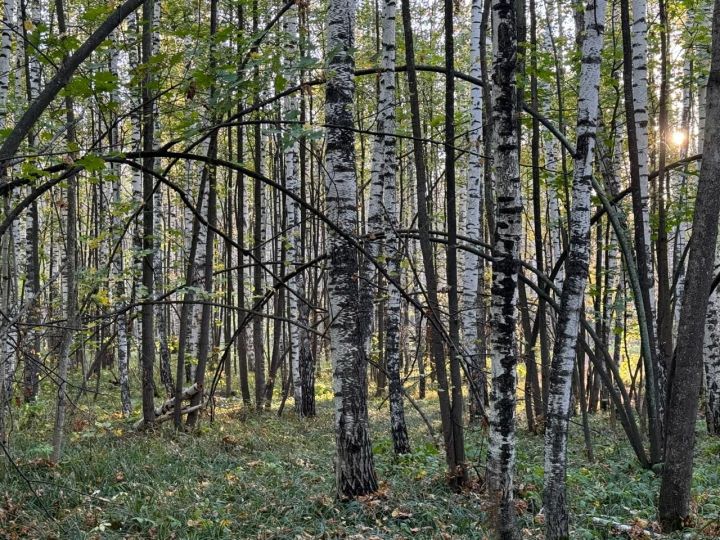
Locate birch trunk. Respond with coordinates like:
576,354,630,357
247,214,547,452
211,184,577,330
129,10,142,351
0,0,15,426
21,0,42,403
0,0,13,126
0,204,13,444
150,0,173,397
704,231,720,436
187,148,209,382
324,0,378,497
543,0,606,536
462,0,486,419
541,25,564,289
630,0,654,305
108,30,131,416
486,0,521,535
620,0,663,463
283,1,304,414
140,0,156,426
376,0,409,454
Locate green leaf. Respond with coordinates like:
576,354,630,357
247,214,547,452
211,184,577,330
77,154,106,172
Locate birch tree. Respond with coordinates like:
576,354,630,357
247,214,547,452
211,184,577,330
324,0,378,497
0,0,15,430
462,0,486,419
543,0,607,536
21,0,43,404
704,240,720,435
375,0,409,454
283,0,308,416
486,0,521,534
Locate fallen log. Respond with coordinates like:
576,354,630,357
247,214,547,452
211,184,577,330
591,517,663,538
150,404,203,427
133,384,202,429
155,383,201,416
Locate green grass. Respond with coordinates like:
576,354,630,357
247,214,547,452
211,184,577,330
1,372,718,539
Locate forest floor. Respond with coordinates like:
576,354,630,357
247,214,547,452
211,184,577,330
1,373,719,539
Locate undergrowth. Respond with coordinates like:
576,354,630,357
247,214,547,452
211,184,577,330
0,372,718,539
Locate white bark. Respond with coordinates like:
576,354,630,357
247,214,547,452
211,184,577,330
0,0,15,414
375,0,408,453
486,0,521,534
0,0,14,128
631,0,656,327
324,0,378,496
543,0,606,536
674,43,702,329
107,29,131,416
541,21,564,290
704,227,720,435
21,0,43,402
282,2,303,412
461,0,485,415
129,10,142,346
0,226,14,443
360,5,391,357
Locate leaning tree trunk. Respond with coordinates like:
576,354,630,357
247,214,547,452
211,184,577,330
543,0,606,536
485,0,521,536
542,92,564,297
659,0,720,527
324,0,378,498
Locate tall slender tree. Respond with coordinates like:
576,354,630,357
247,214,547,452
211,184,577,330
659,0,720,527
324,0,378,498
140,0,156,426
485,0,521,534
543,0,607,536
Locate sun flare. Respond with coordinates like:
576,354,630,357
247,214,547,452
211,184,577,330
671,130,687,146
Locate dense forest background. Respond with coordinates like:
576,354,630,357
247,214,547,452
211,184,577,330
0,0,718,537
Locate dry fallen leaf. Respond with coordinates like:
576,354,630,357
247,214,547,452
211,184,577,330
391,508,413,520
